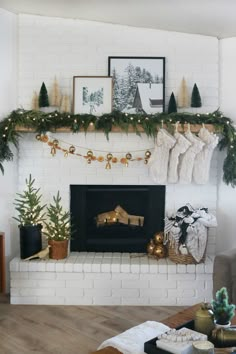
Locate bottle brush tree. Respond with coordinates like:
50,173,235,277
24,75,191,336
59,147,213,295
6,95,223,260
191,83,202,107
13,174,46,226
178,77,189,108
212,287,235,325
39,82,50,108
168,92,177,114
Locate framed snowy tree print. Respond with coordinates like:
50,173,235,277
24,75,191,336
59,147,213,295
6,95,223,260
73,76,113,115
108,56,165,114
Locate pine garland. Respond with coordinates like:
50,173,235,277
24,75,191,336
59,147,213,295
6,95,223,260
0,108,236,186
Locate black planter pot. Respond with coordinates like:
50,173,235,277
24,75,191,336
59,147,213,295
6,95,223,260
19,224,42,259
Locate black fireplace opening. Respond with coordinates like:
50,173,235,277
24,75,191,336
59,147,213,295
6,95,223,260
70,185,165,253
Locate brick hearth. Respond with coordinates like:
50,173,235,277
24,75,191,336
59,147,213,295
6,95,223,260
10,252,214,305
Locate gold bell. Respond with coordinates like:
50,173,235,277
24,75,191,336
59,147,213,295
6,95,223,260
69,145,76,154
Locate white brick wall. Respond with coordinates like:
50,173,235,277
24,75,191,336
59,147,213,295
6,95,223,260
10,253,214,305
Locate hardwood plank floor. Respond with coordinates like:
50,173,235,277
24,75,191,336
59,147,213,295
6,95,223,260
0,296,185,354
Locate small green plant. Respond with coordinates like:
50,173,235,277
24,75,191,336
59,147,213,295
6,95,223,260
212,287,235,325
13,174,46,226
44,191,71,241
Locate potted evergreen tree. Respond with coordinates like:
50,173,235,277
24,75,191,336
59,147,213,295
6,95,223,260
13,175,46,259
212,287,235,327
44,191,71,259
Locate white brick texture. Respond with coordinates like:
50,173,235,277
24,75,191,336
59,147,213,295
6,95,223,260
10,254,214,305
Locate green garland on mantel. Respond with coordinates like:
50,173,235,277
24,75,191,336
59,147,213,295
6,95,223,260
1,108,236,186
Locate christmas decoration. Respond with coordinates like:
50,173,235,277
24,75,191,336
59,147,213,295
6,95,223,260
153,232,164,244
191,83,202,108
178,77,189,108
178,129,205,184
165,204,217,263
168,92,177,113
31,91,39,111
168,129,191,183
60,94,71,113
36,133,152,169
51,77,61,107
146,231,167,259
13,174,46,226
149,129,176,184
193,126,219,184
39,82,49,108
0,109,236,187
44,191,71,242
212,287,235,325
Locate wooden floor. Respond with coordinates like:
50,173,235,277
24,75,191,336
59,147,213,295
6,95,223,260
0,295,185,354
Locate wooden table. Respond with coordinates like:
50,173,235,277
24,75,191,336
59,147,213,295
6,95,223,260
91,304,236,354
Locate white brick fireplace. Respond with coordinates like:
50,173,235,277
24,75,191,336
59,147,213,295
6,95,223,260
10,131,216,305
8,13,219,305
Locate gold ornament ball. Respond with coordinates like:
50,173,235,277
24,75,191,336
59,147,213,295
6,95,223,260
87,150,93,157
52,139,59,147
147,240,155,255
145,150,151,158
69,145,76,154
126,152,132,160
35,134,41,141
153,244,167,259
107,153,113,160
153,232,164,244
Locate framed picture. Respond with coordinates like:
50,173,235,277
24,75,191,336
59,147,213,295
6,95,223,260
73,76,113,115
108,56,165,114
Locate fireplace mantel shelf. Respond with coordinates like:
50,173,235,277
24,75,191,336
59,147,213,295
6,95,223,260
15,124,215,134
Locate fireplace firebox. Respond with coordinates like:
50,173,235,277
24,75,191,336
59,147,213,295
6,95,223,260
70,185,165,252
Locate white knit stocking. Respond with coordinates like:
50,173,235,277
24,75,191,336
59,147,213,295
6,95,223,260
179,131,205,184
193,127,219,184
149,129,176,184
168,132,192,184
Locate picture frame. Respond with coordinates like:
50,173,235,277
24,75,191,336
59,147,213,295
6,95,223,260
73,76,113,115
108,56,165,114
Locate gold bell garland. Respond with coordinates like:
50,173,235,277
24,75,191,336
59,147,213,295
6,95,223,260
36,134,152,169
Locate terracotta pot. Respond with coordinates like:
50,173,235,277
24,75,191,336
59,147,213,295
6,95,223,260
48,239,68,260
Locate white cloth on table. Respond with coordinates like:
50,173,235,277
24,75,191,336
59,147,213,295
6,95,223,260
97,321,170,354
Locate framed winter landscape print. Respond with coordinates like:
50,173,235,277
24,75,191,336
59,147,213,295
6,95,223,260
108,56,165,114
73,76,113,115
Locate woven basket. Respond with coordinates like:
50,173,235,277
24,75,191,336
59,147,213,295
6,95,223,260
168,242,206,264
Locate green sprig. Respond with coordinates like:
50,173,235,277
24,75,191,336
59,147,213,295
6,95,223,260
1,109,236,186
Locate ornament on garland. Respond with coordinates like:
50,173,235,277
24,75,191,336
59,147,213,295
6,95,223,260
51,77,61,107
39,82,50,108
168,92,177,114
31,91,39,111
178,77,189,108
147,232,167,259
191,83,202,107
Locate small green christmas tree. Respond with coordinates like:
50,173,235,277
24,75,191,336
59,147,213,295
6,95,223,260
168,92,177,114
13,174,46,226
191,83,202,107
212,287,235,325
44,191,71,241
39,82,49,108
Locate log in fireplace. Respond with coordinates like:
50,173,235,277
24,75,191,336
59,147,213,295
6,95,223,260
70,185,165,252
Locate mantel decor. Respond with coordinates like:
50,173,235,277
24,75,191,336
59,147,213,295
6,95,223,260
1,109,236,186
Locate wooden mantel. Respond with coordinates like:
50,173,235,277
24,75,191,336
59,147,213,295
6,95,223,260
15,123,215,134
